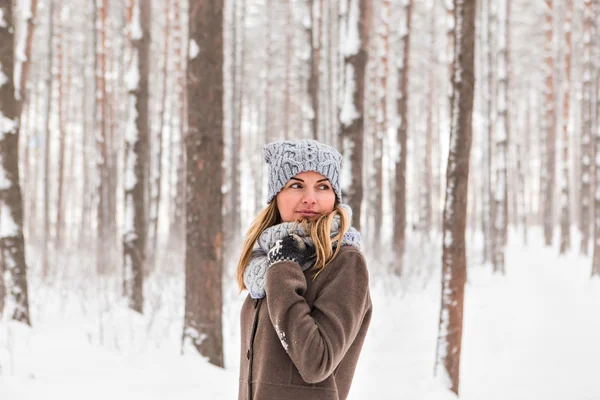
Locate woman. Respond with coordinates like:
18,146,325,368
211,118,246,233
237,139,372,400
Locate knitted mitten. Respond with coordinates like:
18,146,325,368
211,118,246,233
267,234,314,268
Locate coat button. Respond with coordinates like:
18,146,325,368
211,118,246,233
247,349,251,359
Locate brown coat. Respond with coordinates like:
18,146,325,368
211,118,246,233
239,246,372,400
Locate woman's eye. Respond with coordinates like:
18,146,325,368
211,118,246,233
318,184,330,190
290,183,302,189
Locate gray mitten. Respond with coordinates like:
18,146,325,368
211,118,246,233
267,234,315,268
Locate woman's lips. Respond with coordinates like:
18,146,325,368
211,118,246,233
297,211,319,217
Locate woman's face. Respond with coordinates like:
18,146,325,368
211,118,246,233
275,171,336,223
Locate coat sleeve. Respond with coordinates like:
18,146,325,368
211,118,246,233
264,250,370,384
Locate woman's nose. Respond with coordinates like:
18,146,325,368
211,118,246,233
302,191,316,204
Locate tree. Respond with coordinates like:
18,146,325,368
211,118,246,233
592,0,600,277
492,0,508,274
434,0,476,394
541,0,556,246
122,0,150,313
481,0,494,263
183,0,224,367
392,0,413,275
580,0,594,255
0,0,32,325
559,0,573,254
305,0,320,139
340,0,371,232
95,0,111,275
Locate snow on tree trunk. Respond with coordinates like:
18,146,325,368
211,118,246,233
559,0,573,254
581,0,593,256
434,0,476,394
0,0,31,325
184,0,224,368
541,0,556,247
392,0,413,276
492,0,508,274
339,0,370,232
122,0,149,313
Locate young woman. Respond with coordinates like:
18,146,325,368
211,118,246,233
237,139,372,400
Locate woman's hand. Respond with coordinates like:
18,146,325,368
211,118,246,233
267,234,315,268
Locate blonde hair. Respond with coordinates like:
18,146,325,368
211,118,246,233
236,202,350,291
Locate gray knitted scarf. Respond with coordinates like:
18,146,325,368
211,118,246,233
243,204,362,299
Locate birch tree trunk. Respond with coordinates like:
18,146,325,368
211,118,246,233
392,0,413,275
492,0,508,274
184,0,224,367
339,0,370,232
0,0,32,325
434,0,476,394
542,0,556,246
559,0,573,254
122,0,150,313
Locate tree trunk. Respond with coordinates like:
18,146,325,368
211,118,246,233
542,0,556,246
339,0,370,233
149,0,171,272
434,0,476,394
492,0,508,274
122,0,150,313
306,0,319,139
392,0,413,276
183,0,224,367
580,0,593,256
481,0,494,263
0,0,32,325
96,0,110,275
16,0,39,119
592,1,600,277
55,0,66,251
42,0,55,280
559,0,573,254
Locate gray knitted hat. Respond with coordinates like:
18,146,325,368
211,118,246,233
263,139,343,204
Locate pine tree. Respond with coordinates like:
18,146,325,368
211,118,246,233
434,0,476,394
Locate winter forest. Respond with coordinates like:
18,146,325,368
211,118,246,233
0,0,599,398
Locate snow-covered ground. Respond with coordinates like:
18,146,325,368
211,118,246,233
1,228,599,399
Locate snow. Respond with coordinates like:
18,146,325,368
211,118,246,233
340,64,359,127
0,202,19,237
0,64,8,88
189,40,200,60
130,0,143,41
0,8,6,28
341,136,354,192
341,0,360,56
0,113,17,138
1,229,600,399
